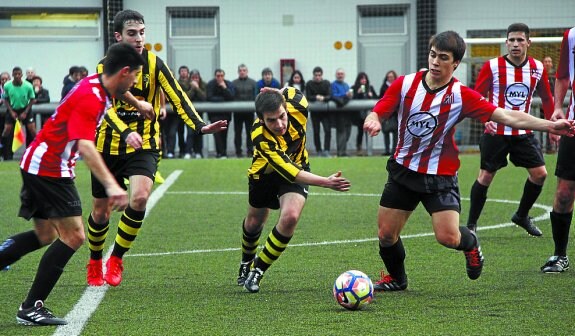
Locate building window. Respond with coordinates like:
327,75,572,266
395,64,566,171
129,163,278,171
358,5,408,35
168,7,218,38
0,9,100,38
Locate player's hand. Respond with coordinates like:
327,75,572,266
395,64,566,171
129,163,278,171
548,133,560,145
126,131,143,149
106,185,128,212
551,107,566,121
327,171,351,192
259,87,282,94
363,112,381,136
201,120,228,134
484,121,497,135
137,101,155,120
18,112,26,121
549,119,575,137
159,107,167,120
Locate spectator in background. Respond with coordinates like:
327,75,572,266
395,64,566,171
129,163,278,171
256,67,281,92
351,71,378,156
379,70,399,155
61,66,82,100
163,65,192,158
331,68,353,157
1,66,37,160
184,69,207,159
25,67,35,84
232,63,257,158
306,66,332,157
0,71,10,155
32,76,50,104
79,66,89,79
207,68,235,158
285,70,306,94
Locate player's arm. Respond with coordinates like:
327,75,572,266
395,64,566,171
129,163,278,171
102,105,143,149
364,76,402,136
294,170,350,192
537,68,555,120
77,139,128,211
490,107,575,136
119,91,154,120
552,31,571,120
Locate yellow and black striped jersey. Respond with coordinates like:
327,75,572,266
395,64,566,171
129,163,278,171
95,49,206,155
248,87,310,182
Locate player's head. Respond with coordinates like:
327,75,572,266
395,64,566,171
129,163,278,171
102,42,145,96
255,90,288,136
428,31,466,63
113,9,145,54
506,23,530,60
427,31,465,82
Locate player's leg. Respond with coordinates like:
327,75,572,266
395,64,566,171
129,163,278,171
0,219,56,269
509,135,546,236
238,206,269,286
17,216,84,326
541,177,575,273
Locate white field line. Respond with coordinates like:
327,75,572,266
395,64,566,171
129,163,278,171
53,170,183,336
55,187,551,335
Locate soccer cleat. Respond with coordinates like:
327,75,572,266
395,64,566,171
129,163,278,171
104,256,124,287
16,300,67,326
244,267,264,293
86,258,105,286
237,260,252,286
511,213,542,237
154,171,165,184
373,271,408,292
464,231,484,280
541,256,570,273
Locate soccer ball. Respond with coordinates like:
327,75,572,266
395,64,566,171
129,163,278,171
333,270,374,310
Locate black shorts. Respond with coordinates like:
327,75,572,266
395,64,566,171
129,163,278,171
91,150,159,198
479,133,544,172
18,170,82,220
555,136,575,181
5,108,35,125
248,172,309,210
380,159,460,214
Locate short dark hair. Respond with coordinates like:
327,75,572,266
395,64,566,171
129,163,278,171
102,42,145,75
214,68,225,76
32,76,42,84
255,90,285,119
178,65,189,73
507,22,530,39
313,66,323,74
114,9,145,34
261,67,273,76
12,66,22,74
428,30,466,63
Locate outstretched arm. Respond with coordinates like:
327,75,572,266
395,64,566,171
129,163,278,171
294,170,351,192
490,108,575,136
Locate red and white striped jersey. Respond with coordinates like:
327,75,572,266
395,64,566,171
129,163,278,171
556,27,575,120
373,71,495,176
474,55,554,135
20,74,110,178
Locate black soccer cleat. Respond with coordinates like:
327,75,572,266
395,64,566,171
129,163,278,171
237,260,252,286
464,231,484,280
511,213,542,237
467,223,477,232
244,267,264,293
373,271,408,292
541,256,570,273
16,300,67,326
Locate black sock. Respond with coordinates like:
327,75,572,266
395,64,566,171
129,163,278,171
516,179,543,218
467,180,488,226
0,230,42,269
23,239,75,309
379,238,407,282
456,226,477,251
550,211,572,256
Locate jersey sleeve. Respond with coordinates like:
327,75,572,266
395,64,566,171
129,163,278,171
157,59,207,133
372,76,403,119
473,61,493,97
536,68,555,119
461,85,496,123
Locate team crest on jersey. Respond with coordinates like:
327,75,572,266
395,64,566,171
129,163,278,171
442,93,454,105
531,69,541,80
505,82,530,107
406,112,437,137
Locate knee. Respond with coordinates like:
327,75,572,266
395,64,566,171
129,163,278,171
377,228,397,247
36,227,59,246
91,204,111,224
555,188,575,212
62,231,86,250
530,172,547,185
435,231,459,249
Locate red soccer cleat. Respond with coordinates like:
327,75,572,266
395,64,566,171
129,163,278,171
86,259,105,286
104,256,124,287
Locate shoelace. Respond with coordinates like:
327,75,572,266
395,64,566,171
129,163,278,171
375,271,394,285
465,248,482,267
